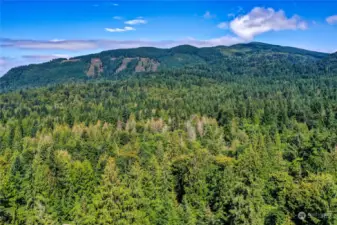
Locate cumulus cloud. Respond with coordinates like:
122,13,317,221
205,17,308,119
105,27,135,32
124,19,147,25
326,15,337,25
229,7,308,40
217,22,228,29
113,16,123,20
203,11,216,19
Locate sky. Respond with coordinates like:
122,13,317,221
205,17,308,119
1,0,337,75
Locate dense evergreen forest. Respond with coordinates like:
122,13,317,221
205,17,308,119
1,43,337,224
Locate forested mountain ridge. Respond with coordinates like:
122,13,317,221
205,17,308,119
0,42,334,92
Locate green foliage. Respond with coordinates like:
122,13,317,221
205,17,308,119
0,44,337,224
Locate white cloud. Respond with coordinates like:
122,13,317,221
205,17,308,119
203,11,216,19
105,26,135,32
229,7,308,40
217,22,228,29
113,3,118,6
113,16,123,20
124,19,147,25
326,15,337,25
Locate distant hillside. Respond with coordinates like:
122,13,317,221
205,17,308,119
0,42,334,92
320,52,337,73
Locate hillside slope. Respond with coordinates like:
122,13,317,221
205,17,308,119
0,42,333,92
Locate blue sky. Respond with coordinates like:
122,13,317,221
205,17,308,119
1,0,337,75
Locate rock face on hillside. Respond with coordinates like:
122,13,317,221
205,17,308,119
113,57,160,73
116,58,133,73
135,58,160,72
87,58,103,77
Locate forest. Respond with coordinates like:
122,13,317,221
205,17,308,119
0,43,337,224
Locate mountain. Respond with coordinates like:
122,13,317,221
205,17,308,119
0,42,334,92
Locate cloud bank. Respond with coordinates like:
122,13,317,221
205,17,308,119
0,36,245,52
22,54,70,60
1,38,97,50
